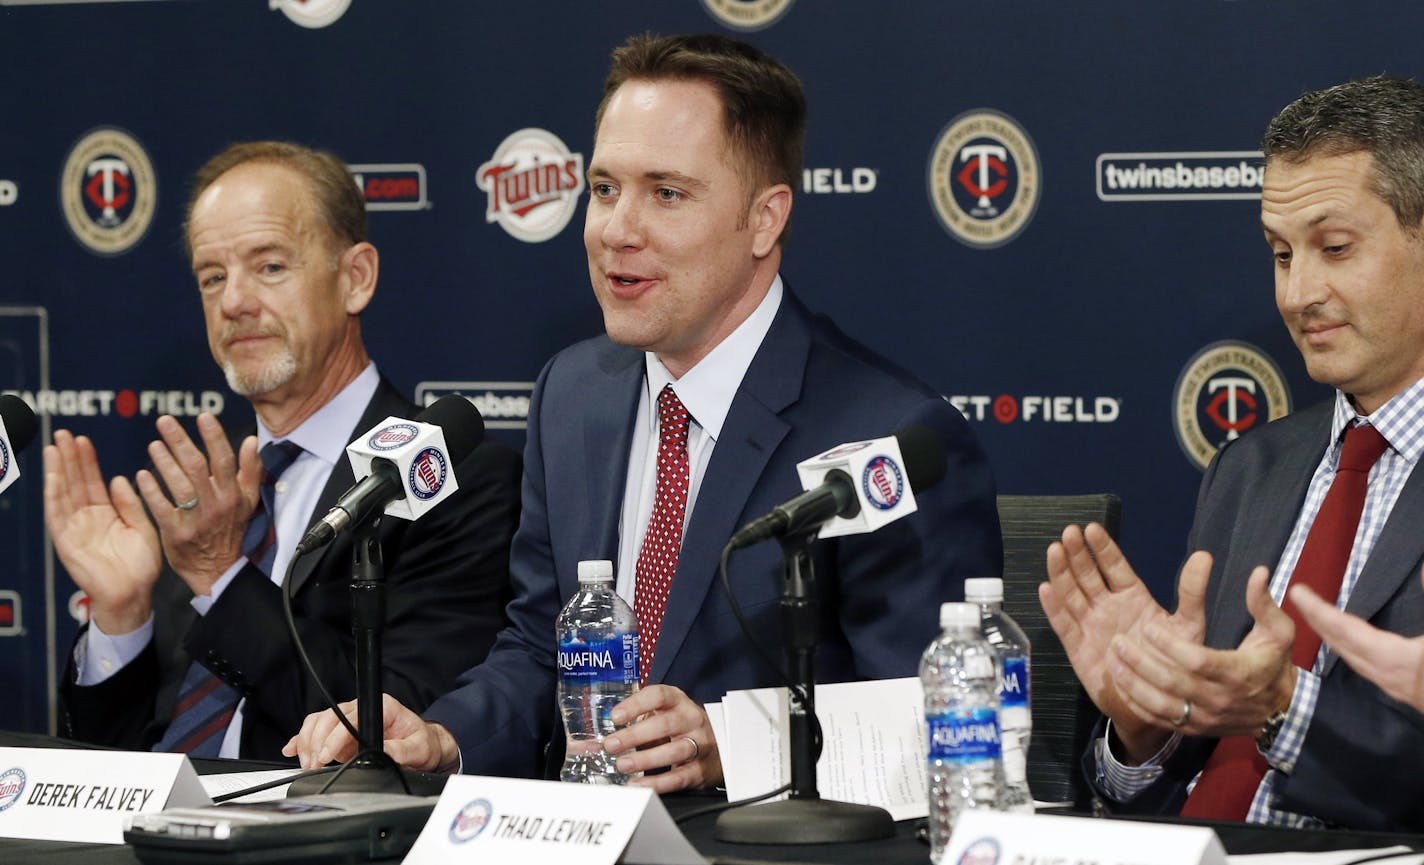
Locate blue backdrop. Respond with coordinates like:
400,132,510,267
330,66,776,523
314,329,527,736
1,0,1411,734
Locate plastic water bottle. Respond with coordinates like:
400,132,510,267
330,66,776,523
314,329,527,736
922,602,1005,860
557,560,640,784
965,577,1033,813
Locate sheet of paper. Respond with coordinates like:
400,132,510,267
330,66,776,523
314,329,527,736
719,677,928,820
197,768,301,803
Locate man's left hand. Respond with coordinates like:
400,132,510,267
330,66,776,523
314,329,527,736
605,684,721,793
1108,565,1298,738
134,413,263,596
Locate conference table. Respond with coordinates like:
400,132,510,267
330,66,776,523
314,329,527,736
3,730,1421,864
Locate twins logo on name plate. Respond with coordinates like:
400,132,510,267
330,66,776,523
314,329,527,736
449,798,493,843
409,447,448,501
0,767,26,813
958,837,1001,865
861,455,904,511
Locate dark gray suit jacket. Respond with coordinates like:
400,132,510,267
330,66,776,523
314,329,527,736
1089,399,1424,831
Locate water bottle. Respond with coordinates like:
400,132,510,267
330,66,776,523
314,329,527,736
556,560,640,784
965,577,1033,813
921,602,1005,860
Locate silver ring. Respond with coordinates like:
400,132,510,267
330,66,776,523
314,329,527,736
176,497,200,511
682,735,701,762
1171,699,1192,727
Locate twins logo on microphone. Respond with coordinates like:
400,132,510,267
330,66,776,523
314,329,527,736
0,436,9,485
368,423,420,451
408,447,448,500
861,455,904,511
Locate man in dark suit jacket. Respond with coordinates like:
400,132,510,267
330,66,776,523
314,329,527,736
1042,76,1424,831
286,34,1001,790
48,141,520,761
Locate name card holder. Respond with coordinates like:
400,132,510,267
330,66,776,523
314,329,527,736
0,746,210,844
940,810,1226,865
403,775,707,865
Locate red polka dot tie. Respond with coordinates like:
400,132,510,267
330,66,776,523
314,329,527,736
634,385,691,685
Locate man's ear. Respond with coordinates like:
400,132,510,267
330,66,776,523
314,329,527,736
340,242,379,315
749,183,793,258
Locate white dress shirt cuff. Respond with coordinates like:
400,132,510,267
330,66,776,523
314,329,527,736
189,558,249,616
1095,719,1182,801
75,613,155,685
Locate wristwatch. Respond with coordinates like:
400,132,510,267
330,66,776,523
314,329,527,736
1255,708,1289,751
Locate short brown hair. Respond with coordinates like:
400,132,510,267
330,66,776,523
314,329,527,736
1263,75,1424,230
183,141,366,261
595,33,805,229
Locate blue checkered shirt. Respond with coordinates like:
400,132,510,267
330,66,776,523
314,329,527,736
1097,376,1424,826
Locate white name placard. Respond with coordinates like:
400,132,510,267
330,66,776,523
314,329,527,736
939,811,1226,865
403,775,706,865
0,747,210,844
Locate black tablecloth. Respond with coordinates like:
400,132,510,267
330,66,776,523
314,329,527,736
3,730,1422,864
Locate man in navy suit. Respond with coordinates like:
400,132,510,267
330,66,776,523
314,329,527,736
287,33,1001,791
1043,76,1424,831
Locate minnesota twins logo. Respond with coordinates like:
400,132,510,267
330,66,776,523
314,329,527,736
927,110,1040,248
1174,340,1292,470
861,455,904,511
408,447,448,500
449,797,492,843
958,837,1001,865
0,436,10,486
60,128,157,256
700,0,797,31
476,129,585,243
368,423,419,451
270,0,352,28
0,767,26,813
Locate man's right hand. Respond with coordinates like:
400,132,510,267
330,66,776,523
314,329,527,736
1040,522,1211,764
43,430,162,635
283,694,461,774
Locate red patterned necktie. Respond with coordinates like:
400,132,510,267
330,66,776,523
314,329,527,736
633,385,691,685
1182,422,1389,820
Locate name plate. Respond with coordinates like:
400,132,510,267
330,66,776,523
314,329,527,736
403,775,706,865
940,811,1226,865
0,747,210,844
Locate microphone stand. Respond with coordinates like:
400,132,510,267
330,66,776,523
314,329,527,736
714,528,894,844
287,518,447,797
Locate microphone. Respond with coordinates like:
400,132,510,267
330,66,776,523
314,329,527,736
296,395,484,554
0,394,39,496
729,424,947,549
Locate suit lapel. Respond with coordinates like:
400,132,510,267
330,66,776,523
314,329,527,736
1206,405,1330,648
1328,454,1424,673
645,296,809,683
582,347,645,574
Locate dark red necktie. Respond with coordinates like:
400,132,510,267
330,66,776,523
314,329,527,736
1182,422,1389,819
633,385,691,685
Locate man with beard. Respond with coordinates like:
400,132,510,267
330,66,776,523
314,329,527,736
49,141,521,761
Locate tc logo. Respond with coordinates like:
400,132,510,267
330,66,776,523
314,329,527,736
927,110,1040,249
957,144,1008,210
61,128,157,256
1174,341,1292,470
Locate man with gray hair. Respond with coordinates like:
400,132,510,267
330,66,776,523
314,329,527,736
1044,75,1424,831
50,141,521,761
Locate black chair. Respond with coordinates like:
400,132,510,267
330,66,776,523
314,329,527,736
995,493,1121,809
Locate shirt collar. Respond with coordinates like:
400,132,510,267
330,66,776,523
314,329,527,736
1330,373,1424,465
256,362,381,465
643,275,784,442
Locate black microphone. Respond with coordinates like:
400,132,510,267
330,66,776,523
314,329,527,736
0,394,39,494
728,424,948,549
295,395,485,554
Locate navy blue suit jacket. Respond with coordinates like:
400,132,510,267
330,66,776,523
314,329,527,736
1087,400,1424,831
425,290,1002,777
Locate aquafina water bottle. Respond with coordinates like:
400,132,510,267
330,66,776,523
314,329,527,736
921,601,1005,860
557,559,640,784
965,577,1033,813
